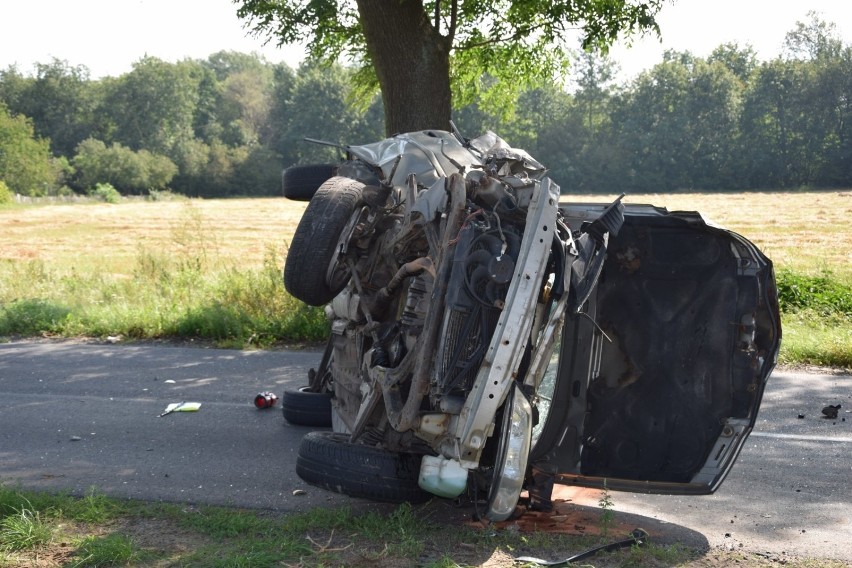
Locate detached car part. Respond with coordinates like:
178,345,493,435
282,129,781,521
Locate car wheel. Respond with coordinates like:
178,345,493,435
284,176,365,306
296,431,430,503
282,386,332,427
281,163,336,201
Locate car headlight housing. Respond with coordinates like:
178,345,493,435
486,384,533,521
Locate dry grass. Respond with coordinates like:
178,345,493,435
2,190,849,279
0,198,308,276
564,189,852,278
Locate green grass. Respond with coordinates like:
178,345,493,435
0,248,327,348
0,485,846,567
72,533,139,567
776,268,852,316
775,268,852,368
3,253,850,367
0,505,51,552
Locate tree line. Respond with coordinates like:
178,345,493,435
1,13,850,198
0,52,384,198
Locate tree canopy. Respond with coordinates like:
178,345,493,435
3,13,852,198
235,0,664,134
0,104,58,195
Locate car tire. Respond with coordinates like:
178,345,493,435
284,176,365,306
281,163,336,201
296,431,430,503
282,386,332,427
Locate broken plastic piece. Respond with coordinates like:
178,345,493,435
158,402,201,417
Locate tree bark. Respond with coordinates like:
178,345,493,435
355,0,452,135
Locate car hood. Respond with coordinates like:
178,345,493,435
531,203,782,495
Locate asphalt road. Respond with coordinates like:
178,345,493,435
1,341,850,563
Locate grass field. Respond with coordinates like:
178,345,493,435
0,197,309,275
2,191,851,277
1,190,851,366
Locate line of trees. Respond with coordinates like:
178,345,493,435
1,13,851,197
0,52,383,198
457,12,852,193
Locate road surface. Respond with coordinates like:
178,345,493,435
0,341,849,562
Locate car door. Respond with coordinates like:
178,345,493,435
530,204,782,495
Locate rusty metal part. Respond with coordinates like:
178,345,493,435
391,173,467,433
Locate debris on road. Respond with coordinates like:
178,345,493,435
158,402,201,417
253,391,278,409
821,404,841,419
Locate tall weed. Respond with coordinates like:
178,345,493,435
0,506,51,552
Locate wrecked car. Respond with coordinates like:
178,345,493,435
280,128,781,521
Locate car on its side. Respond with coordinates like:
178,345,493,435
280,128,781,520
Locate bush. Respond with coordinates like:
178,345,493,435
776,268,852,316
90,182,121,203
72,138,177,194
0,105,57,196
0,180,12,204
0,299,72,336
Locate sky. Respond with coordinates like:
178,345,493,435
1,0,851,82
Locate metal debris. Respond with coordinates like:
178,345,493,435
515,528,648,565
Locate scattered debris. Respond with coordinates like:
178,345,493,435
158,402,201,417
70,436,82,441
821,404,841,419
292,489,306,496
797,414,805,419
254,391,278,409
164,379,176,384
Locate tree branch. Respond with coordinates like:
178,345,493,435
448,0,458,44
434,0,441,34
456,21,559,52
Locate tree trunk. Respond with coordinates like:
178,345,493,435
355,0,452,136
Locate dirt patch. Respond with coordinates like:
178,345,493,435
0,517,213,568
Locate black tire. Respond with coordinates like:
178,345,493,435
282,386,332,427
296,432,430,503
284,176,364,306
282,163,336,201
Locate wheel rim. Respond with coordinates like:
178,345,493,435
326,205,369,292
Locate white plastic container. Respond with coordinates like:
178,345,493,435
418,455,468,498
